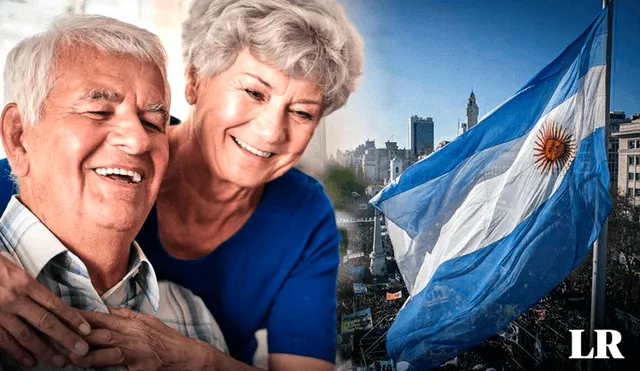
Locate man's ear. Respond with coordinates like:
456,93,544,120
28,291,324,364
184,64,199,105
1,103,29,177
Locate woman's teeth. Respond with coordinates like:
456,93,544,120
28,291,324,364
233,137,273,158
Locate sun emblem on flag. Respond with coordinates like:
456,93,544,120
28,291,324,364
533,119,576,174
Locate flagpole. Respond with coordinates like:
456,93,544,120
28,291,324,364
588,1,613,370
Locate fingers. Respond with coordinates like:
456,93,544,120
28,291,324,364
0,253,91,359
0,327,36,368
72,330,123,368
83,328,118,347
10,299,89,357
0,313,66,368
69,347,125,369
81,310,129,332
26,280,91,336
69,317,164,371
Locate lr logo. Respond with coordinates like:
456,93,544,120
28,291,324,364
568,330,624,359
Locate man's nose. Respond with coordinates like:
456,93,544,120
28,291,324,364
108,115,152,155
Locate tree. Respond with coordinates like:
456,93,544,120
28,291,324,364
323,165,367,211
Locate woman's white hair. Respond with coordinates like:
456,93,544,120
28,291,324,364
3,14,169,126
183,0,363,115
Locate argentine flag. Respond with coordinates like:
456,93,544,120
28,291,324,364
370,6,612,370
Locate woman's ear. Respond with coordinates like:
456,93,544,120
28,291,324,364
185,65,198,105
0,103,29,177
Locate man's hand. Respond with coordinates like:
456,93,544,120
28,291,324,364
0,253,91,368
71,307,210,371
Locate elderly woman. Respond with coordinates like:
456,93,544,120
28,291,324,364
0,0,363,370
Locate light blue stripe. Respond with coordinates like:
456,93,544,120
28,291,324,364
370,7,607,208
386,128,611,370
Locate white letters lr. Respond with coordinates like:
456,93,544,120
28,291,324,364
569,330,624,359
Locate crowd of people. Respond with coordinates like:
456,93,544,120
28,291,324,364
335,215,409,368
337,285,408,329
335,214,620,371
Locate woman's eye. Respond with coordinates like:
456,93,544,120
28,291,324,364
294,110,314,121
244,89,265,101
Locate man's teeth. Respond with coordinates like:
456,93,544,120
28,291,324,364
233,137,273,158
94,168,142,183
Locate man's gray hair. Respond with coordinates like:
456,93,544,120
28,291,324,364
3,14,170,126
183,0,363,115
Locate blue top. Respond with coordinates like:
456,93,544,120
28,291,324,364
0,158,340,364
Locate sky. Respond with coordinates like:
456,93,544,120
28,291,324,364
326,0,640,155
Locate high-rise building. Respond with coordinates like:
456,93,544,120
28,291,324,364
466,90,479,129
608,111,629,190
361,140,378,183
612,114,640,202
409,115,434,158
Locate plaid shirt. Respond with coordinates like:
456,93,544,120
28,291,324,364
0,196,227,370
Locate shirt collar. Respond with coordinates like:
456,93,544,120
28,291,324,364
110,241,160,313
0,196,160,312
0,196,67,278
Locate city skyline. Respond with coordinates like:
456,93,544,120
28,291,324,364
327,0,639,155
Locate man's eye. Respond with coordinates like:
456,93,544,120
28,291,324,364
142,120,164,132
244,89,265,101
87,111,110,117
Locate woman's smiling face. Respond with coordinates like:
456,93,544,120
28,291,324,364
186,50,325,187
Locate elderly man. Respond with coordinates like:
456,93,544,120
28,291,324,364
0,15,226,370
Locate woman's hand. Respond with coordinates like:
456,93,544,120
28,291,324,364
71,307,212,371
0,253,91,368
